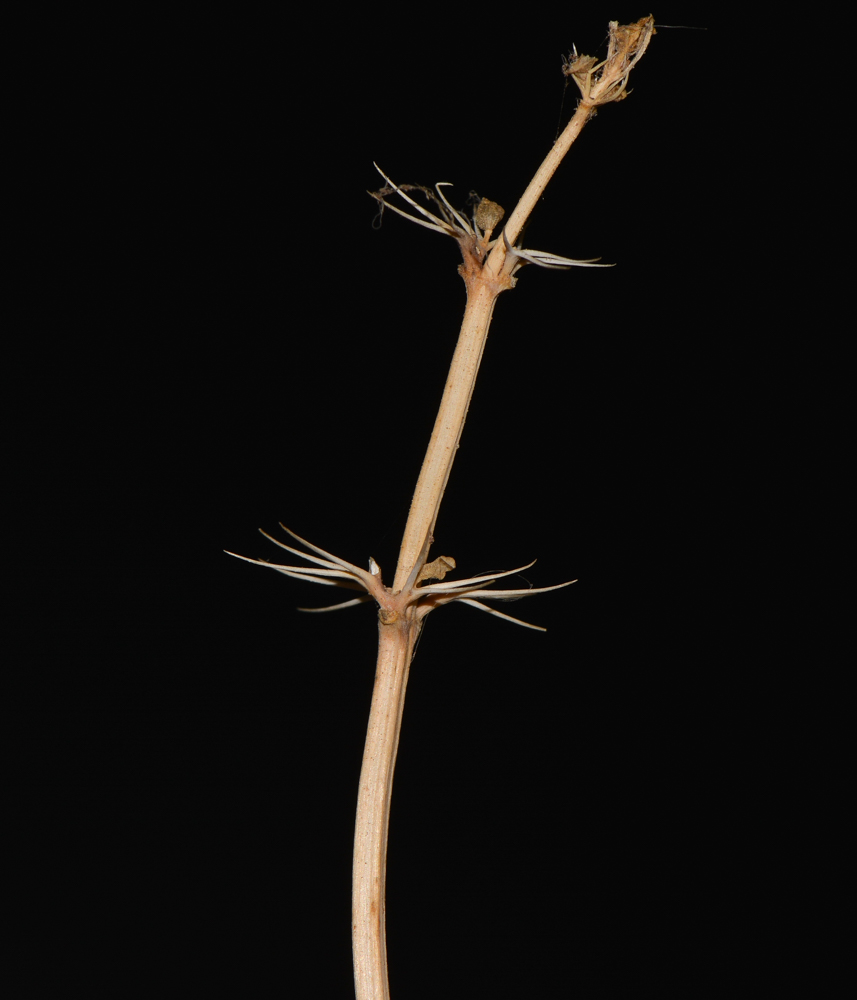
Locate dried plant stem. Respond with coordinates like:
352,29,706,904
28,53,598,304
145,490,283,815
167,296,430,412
352,616,420,1000
490,16,654,268
392,13,655,598
389,110,593,594
392,278,502,594
346,17,653,998
354,102,597,1000
492,103,592,262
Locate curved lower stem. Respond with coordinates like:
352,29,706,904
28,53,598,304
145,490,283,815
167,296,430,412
352,615,421,1000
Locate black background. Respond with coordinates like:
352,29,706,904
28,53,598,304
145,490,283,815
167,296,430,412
12,7,823,996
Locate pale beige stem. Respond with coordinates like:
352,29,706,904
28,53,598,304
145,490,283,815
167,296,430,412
392,278,501,594
352,615,421,1000
489,14,654,270
392,71,604,599
355,21,655,998
488,100,593,270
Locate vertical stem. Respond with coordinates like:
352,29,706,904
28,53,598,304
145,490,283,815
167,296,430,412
351,24,655,997
352,615,421,1000
392,279,500,593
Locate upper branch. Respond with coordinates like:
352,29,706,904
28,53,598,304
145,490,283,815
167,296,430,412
487,15,655,271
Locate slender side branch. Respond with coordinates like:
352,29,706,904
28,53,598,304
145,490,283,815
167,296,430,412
488,15,655,270
490,103,592,267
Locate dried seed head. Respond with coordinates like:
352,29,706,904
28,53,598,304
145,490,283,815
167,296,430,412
561,15,655,105
475,198,505,234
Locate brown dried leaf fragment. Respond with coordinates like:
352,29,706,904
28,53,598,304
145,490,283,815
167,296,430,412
562,50,599,95
415,555,457,585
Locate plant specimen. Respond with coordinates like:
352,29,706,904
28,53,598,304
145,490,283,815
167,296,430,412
228,16,655,1000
